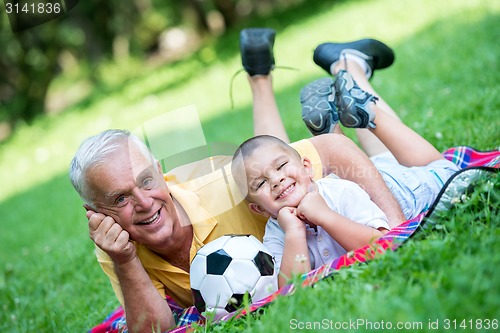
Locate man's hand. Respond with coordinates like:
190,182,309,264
86,210,137,265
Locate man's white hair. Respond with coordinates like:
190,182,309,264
69,129,154,206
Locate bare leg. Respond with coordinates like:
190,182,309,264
309,133,406,228
333,61,443,166
369,104,444,166
332,125,344,134
248,74,290,143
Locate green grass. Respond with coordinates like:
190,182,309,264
0,0,499,331
205,175,499,332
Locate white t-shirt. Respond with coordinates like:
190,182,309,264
263,175,389,271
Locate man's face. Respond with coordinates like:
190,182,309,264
86,141,181,247
244,145,313,218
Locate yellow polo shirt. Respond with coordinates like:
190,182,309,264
96,139,322,307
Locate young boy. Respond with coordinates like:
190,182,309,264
232,134,391,287
232,65,459,287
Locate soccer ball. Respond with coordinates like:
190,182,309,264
190,234,278,319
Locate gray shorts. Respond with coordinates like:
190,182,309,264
371,152,460,220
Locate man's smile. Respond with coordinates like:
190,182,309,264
137,208,161,225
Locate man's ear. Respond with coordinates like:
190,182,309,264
83,203,99,218
156,160,163,174
302,157,314,179
248,203,271,218
83,204,93,212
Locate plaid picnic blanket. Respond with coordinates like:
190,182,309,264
89,146,499,333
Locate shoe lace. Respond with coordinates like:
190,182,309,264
228,65,300,110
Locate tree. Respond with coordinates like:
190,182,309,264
0,0,301,141
0,0,141,134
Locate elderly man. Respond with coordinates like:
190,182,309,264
70,32,404,332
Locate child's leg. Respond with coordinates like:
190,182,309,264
369,103,444,166
332,59,398,157
248,74,290,143
332,59,400,119
333,60,444,167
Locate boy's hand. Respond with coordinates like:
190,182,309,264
297,190,331,226
277,207,306,235
86,210,137,264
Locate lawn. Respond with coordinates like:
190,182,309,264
0,0,498,332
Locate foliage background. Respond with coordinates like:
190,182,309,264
0,0,308,135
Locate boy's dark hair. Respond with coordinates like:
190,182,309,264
233,135,300,162
231,135,301,198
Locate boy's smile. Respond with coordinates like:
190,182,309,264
244,144,314,218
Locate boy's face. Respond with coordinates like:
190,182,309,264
244,144,314,218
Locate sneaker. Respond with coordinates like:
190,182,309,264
300,78,339,136
313,39,394,79
333,70,378,128
240,28,276,76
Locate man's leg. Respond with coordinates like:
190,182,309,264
309,133,406,228
240,28,290,143
248,75,290,143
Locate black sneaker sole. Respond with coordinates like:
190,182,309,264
333,70,377,128
240,28,276,76
300,77,339,136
